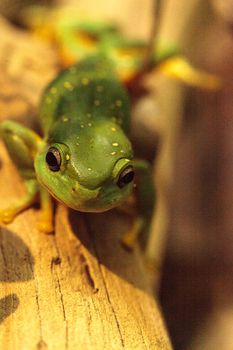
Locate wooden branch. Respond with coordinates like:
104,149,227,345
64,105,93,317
0,142,172,349
0,14,172,350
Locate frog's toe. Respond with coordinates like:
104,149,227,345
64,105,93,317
121,217,144,251
0,209,16,224
121,227,139,251
37,220,54,235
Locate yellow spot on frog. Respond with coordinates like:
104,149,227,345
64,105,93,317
76,142,79,146
81,78,89,85
88,168,92,171
112,142,119,147
80,124,84,128
115,100,122,107
62,116,69,122
94,100,100,106
88,123,92,127
111,127,116,132
120,150,125,154
64,81,74,91
66,154,70,161
111,151,116,155
46,97,52,104
50,87,57,94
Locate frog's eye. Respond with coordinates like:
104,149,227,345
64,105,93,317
46,147,61,172
117,165,135,188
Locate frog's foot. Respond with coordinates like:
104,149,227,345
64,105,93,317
0,180,38,226
0,208,18,224
121,217,144,251
37,218,54,235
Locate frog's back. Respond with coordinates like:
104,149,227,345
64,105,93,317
39,55,131,136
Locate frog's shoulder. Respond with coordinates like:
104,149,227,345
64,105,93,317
39,55,130,136
39,56,112,133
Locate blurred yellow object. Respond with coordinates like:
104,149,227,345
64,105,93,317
21,5,221,90
157,55,221,89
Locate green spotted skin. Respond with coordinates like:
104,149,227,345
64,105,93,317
34,55,134,212
39,55,131,134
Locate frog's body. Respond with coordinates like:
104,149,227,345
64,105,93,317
0,53,146,233
36,55,134,213
40,56,130,134
0,19,220,245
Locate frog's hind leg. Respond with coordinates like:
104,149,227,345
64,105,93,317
109,37,148,89
0,120,41,224
56,19,118,66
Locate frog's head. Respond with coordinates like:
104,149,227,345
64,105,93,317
34,120,134,212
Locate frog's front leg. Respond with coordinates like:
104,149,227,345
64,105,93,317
121,159,155,251
37,186,54,234
120,216,144,251
0,179,38,224
0,120,41,224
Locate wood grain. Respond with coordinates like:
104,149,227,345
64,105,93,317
0,141,172,349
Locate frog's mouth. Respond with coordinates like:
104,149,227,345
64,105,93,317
38,176,101,211
39,177,130,212
37,177,66,205
67,185,118,213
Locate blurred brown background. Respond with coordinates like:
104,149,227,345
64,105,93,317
159,1,233,349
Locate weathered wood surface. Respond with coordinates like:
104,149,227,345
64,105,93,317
0,15,172,350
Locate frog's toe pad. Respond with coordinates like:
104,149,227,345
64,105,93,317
0,209,17,224
37,220,54,235
120,232,136,251
121,217,144,251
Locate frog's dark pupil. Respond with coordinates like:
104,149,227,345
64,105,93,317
117,166,134,188
46,147,61,171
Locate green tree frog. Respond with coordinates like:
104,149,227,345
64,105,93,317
0,20,220,242
0,51,153,237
